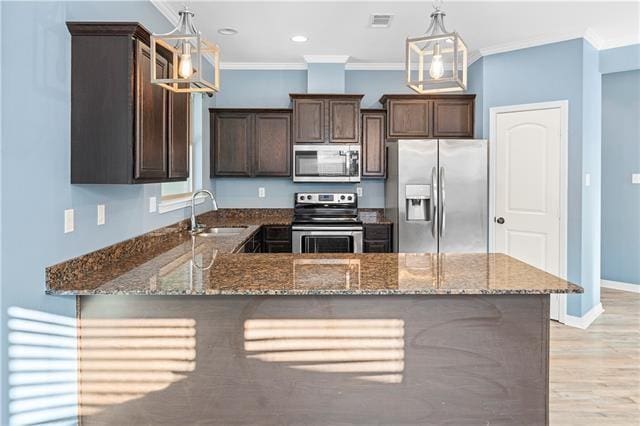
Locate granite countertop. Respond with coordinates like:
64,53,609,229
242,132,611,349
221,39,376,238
46,209,582,296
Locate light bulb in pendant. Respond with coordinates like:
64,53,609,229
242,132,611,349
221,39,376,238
178,42,193,79
429,43,445,80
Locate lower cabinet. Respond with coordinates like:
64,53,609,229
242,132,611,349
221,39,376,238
363,224,393,253
241,229,263,253
262,225,292,253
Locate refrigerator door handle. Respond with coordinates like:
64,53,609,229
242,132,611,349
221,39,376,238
431,166,438,238
439,166,446,238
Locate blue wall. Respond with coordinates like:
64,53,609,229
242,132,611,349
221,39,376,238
0,2,214,423
474,38,602,316
600,44,640,74
580,40,602,313
308,63,346,93
601,70,640,285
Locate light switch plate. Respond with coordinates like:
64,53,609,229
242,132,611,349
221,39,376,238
357,186,363,197
585,173,591,187
632,173,640,184
149,197,157,213
97,204,106,225
258,187,266,198
64,209,74,233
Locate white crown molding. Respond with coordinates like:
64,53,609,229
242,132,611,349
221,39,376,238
583,28,605,50
600,34,640,50
220,62,307,70
601,279,640,293
479,29,588,58
303,55,350,64
564,303,604,330
345,62,404,71
150,0,178,26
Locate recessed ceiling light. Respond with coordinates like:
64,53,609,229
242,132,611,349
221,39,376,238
291,35,308,43
218,27,238,36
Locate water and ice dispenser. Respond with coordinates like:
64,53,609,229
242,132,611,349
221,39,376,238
405,184,431,221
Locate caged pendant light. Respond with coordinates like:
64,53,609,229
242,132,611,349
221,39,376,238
151,6,220,94
405,1,468,93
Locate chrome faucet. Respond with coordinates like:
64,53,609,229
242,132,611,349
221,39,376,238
190,189,218,234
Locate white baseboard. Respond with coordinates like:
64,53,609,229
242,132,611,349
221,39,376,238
601,279,640,293
564,303,604,330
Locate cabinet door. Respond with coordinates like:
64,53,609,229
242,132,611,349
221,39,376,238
433,99,474,138
168,69,190,179
213,113,253,176
362,112,386,178
263,241,292,253
387,100,431,139
363,240,390,253
254,113,291,176
135,41,168,180
293,99,325,143
329,100,359,143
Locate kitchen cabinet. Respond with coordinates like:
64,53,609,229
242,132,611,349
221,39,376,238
262,225,292,253
363,223,393,253
361,110,386,178
291,94,363,144
211,109,291,178
240,229,263,253
379,94,475,140
67,22,190,184
212,112,253,177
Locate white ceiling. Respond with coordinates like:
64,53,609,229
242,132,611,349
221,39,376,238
155,1,640,66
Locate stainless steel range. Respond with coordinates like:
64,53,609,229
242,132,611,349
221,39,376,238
291,192,363,253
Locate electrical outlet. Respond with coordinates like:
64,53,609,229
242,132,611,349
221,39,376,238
632,173,640,184
97,204,106,225
64,209,74,233
149,197,157,213
258,187,266,198
585,173,591,187
357,186,363,197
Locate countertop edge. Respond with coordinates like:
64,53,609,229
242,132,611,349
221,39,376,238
46,288,583,296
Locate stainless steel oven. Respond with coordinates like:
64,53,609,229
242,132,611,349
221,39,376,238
291,192,363,253
292,225,363,253
293,145,360,182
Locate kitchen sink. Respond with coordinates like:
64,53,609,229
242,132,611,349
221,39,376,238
195,226,248,237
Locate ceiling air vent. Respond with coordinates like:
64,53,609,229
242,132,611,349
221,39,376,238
370,14,393,28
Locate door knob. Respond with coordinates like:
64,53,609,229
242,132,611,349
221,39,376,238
496,217,505,224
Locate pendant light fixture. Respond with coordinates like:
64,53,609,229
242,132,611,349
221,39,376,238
151,6,220,94
405,0,467,93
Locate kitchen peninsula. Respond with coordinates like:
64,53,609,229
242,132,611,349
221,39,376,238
47,210,581,425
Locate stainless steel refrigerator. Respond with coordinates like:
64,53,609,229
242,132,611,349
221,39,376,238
385,139,488,253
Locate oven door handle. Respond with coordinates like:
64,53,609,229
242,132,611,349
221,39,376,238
291,226,363,232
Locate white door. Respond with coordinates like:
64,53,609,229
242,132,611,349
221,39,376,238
494,107,564,320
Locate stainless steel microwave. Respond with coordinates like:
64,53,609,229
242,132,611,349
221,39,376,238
293,144,360,182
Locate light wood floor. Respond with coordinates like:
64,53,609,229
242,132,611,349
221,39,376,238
549,288,640,425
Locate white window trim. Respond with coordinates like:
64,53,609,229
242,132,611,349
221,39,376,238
158,194,208,214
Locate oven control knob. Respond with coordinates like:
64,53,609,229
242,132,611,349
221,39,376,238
299,195,304,201
347,196,353,201
306,195,312,200
340,195,346,200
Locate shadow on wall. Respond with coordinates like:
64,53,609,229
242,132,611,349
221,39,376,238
244,318,406,384
7,307,196,425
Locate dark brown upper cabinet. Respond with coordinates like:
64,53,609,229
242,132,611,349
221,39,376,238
210,109,292,178
254,113,292,176
432,98,474,138
67,22,189,184
361,110,386,179
290,94,363,144
379,94,475,140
